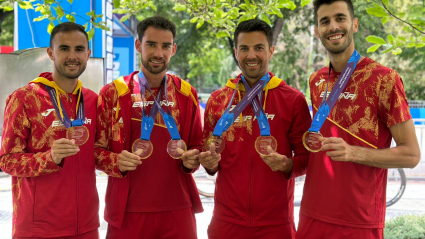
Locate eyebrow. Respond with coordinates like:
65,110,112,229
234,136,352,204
58,44,86,49
239,43,266,48
146,40,173,46
319,13,348,23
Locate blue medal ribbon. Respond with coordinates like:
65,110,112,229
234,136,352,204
212,73,271,137
45,85,85,128
309,50,361,133
138,71,182,141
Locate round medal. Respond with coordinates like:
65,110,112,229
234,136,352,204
302,131,324,152
167,139,187,159
132,139,153,159
254,136,277,156
66,126,89,146
206,136,225,154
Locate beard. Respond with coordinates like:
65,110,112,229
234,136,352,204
240,60,267,80
142,57,168,74
54,61,86,80
320,25,354,55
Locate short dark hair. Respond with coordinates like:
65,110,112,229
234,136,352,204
137,16,176,41
50,22,89,48
234,19,273,48
313,0,354,25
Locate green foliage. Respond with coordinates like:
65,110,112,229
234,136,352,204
174,0,303,39
0,0,108,39
384,214,425,239
0,10,13,46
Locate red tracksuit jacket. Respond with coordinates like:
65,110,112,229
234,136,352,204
94,71,203,228
0,73,99,238
203,73,311,227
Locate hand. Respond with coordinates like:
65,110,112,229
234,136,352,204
50,138,80,165
180,149,200,169
199,143,221,172
321,137,354,162
260,146,293,173
118,150,142,172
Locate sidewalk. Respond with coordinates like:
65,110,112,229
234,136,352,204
1,174,424,239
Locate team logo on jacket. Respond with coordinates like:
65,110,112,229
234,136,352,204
320,91,356,100
315,79,326,86
229,105,275,122
51,118,92,127
41,109,55,117
132,101,175,107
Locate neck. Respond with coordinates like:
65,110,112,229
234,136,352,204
328,48,355,73
243,75,261,88
52,72,78,93
141,68,166,88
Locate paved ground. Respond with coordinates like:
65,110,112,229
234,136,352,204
0,173,424,239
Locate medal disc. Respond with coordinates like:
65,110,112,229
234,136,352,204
66,126,89,146
132,139,153,159
302,131,324,152
206,136,225,154
254,136,277,156
167,139,187,159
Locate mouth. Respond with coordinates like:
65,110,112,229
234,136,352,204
327,34,344,42
149,59,164,65
65,62,80,68
245,62,260,68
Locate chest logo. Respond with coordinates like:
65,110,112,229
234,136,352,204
315,79,326,86
41,109,55,117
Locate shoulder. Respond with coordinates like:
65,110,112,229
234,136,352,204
169,74,199,105
361,58,402,84
272,76,306,99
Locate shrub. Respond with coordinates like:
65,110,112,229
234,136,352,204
384,214,425,239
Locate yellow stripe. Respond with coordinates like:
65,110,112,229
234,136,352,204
32,77,83,121
113,76,129,97
225,76,282,91
313,105,377,149
131,118,167,128
179,78,198,106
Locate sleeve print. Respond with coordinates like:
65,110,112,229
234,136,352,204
0,93,61,177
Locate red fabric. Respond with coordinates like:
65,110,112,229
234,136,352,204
301,58,411,228
208,217,296,239
14,229,99,239
203,73,311,227
296,214,383,239
95,72,203,228
0,72,99,237
106,208,197,239
126,79,191,212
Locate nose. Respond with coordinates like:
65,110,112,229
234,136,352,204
247,48,256,60
67,49,78,61
329,19,339,32
153,46,163,58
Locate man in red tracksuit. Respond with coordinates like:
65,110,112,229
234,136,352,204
94,16,203,239
0,22,100,239
296,1,420,238
200,19,312,238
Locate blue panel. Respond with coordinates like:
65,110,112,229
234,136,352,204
420,108,425,118
411,108,420,118
113,37,135,77
17,0,97,54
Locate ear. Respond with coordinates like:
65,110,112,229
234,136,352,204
353,18,359,33
47,47,54,61
314,26,320,39
87,48,92,59
135,39,142,53
233,47,238,59
268,45,275,60
171,43,177,57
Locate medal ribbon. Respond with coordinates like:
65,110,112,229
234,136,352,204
138,71,182,140
45,85,85,129
138,75,163,141
240,76,271,136
212,73,271,137
309,50,361,133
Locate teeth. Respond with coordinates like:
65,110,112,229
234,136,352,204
329,35,342,40
151,60,162,64
247,63,258,66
